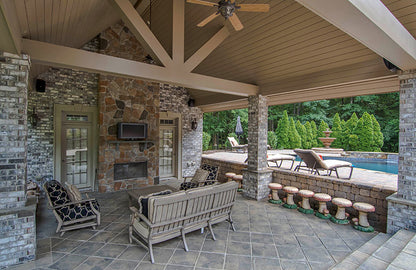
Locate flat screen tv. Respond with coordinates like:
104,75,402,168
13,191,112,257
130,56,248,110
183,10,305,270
117,123,147,140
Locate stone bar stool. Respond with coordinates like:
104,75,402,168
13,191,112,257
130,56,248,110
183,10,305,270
225,172,236,182
282,186,299,209
298,190,314,214
330,198,352,224
352,202,375,232
314,193,332,219
232,174,243,192
268,183,283,204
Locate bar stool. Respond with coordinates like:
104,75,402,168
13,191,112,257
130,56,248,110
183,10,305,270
232,174,243,192
282,186,298,209
313,193,332,219
268,183,283,204
330,198,352,224
225,172,236,182
298,190,314,214
352,202,375,232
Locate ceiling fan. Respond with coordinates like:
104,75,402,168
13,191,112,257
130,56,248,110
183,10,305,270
187,0,270,31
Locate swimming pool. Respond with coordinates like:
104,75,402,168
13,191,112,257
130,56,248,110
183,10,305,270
296,156,398,174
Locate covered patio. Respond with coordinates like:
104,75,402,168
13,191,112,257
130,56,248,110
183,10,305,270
1,0,416,268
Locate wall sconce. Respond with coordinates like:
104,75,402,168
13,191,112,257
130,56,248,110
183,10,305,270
28,107,40,127
191,118,198,131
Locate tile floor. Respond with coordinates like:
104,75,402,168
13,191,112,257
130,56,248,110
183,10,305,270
9,190,377,270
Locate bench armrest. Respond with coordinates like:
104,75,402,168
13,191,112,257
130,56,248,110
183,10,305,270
130,206,153,227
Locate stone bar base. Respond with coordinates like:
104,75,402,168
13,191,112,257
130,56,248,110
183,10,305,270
242,169,273,201
387,193,416,234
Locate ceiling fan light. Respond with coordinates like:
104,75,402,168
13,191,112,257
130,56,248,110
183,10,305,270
217,0,239,19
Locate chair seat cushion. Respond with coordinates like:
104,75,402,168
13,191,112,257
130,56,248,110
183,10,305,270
56,200,100,222
267,154,295,161
322,160,352,170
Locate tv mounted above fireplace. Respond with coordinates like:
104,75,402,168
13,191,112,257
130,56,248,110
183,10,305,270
117,123,147,140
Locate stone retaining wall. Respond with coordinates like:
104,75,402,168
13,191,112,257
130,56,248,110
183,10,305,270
201,156,395,232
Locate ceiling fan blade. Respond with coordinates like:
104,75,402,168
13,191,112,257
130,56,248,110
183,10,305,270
238,4,270,12
186,0,216,7
197,13,220,27
229,14,244,31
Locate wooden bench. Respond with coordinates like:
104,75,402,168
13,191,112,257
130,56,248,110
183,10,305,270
129,181,238,263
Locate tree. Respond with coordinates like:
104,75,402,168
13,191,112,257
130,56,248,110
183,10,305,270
331,113,343,148
288,118,302,148
268,131,278,149
275,110,290,149
371,114,384,151
358,112,375,151
317,120,329,147
310,120,319,147
296,120,307,148
202,132,211,151
304,121,314,149
343,113,359,150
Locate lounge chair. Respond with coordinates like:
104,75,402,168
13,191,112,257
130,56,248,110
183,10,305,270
267,153,296,169
294,149,353,179
227,137,248,152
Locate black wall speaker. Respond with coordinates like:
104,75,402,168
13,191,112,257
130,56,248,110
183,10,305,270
188,98,195,107
35,79,46,92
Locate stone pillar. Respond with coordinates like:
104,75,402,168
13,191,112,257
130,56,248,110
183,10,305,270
0,52,36,267
243,95,272,200
387,70,416,233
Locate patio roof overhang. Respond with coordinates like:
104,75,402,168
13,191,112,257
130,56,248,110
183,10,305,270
0,0,415,110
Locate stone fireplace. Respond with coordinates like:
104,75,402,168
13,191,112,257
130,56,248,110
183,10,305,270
114,161,148,181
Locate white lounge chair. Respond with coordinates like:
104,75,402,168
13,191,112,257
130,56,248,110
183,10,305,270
228,137,248,152
294,149,353,179
267,153,296,170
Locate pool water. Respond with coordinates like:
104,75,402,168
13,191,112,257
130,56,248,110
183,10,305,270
295,156,398,174
345,160,398,174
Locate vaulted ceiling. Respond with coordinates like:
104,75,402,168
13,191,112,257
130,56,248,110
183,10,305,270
2,0,416,111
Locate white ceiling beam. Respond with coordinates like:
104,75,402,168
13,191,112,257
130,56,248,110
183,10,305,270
0,0,21,54
172,0,185,65
22,39,258,96
295,0,416,70
110,0,173,68
184,27,230,72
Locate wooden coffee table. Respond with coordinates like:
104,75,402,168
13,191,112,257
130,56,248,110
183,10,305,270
127,185,177,207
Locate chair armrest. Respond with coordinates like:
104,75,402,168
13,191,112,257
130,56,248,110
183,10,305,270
50,198,97,210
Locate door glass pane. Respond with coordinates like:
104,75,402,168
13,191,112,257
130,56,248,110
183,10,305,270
159,128,174,177
66,127,88,186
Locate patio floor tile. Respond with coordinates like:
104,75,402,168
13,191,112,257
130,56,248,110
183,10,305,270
24,189,385,270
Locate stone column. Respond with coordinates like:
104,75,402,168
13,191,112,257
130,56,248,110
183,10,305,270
387,70,416,233
243,95,272,200
0,52,36,267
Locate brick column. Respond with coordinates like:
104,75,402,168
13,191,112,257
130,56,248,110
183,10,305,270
243,95,272,200
387,70,416,233
0,52,36,267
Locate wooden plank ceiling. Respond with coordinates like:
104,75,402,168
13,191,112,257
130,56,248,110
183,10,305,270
12,0,416,109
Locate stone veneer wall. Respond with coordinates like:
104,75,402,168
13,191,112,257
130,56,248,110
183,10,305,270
201,157,395,232
27,39,99,186
0,52,36,267
160,84,203,177
97,76,159,192
387,71,416,233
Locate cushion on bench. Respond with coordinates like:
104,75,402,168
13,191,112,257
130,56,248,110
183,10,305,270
138,190,172,218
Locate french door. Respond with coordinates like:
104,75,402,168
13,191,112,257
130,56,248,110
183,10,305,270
159,113,182,180
54,105,97,190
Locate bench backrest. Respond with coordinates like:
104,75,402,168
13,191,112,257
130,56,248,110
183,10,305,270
147,182,238,230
